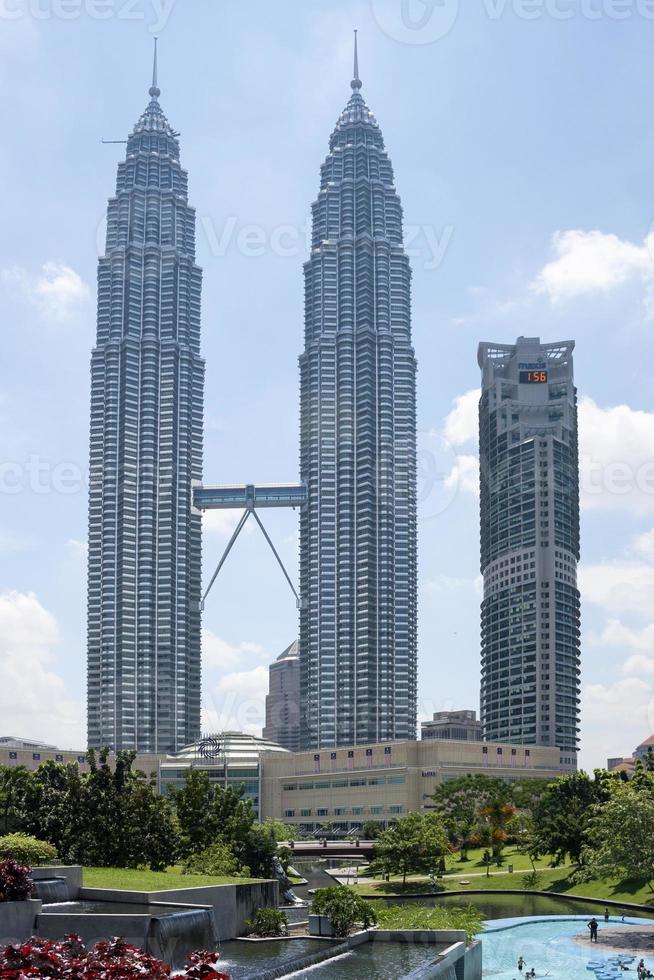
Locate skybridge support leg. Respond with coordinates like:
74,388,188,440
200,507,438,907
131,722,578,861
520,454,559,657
201,508,251,610
251,508,301,609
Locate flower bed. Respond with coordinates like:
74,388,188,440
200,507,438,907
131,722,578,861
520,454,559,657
0,935,230,978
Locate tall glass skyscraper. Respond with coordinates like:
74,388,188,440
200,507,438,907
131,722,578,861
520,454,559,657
299,41,418,749
478,337,580,770
87,52,204,753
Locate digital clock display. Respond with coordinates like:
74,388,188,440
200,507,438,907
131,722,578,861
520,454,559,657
519,370,548,384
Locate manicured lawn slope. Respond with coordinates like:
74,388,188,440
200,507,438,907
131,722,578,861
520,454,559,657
356,867,654,908
83,867,264,891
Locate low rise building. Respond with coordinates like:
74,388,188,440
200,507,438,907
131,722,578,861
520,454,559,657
421,710,482,742
261,737,563,834
2,731,564,833
0,736,159,777
607,733,654,774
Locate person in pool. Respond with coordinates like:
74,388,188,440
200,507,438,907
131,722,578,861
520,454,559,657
587,917,599,942
518,956,525,972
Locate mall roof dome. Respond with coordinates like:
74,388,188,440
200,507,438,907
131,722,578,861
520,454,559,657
170,730,289,762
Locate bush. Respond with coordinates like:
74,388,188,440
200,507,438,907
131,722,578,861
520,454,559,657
0,833,57,866
311,887,377,937
375,903,483,942
0,935,229,978
245,908,289,937
522,869,542,889
182,841,248,878
0,859,32,902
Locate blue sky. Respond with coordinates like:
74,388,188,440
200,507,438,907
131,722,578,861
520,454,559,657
3,0,654,771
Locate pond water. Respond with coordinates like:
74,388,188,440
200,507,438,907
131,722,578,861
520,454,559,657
431,891,654,921
216,939,339,978
41,901,187,915
481,916,654,979
285,941,448,978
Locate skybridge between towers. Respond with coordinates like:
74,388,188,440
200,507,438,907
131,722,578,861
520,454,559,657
193,483,307,611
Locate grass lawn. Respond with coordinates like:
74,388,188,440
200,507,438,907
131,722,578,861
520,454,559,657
83,867,264,891
353,864,654,909
353,846,569,891
442,846,571,876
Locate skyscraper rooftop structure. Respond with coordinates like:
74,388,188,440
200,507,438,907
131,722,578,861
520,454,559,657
299,36,418,749
478,336,580,769
262,640,301,753
87,44,204,753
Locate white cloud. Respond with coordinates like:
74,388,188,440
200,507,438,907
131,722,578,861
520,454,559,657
632,529,654,561
590,618,654,656
0,591,85,748
202,666,269,737
0,528,36,555
202,510,254,537
580,676,654,770
624,655,654,676
1,262,89,324
425,574,483,596
444,454,479,497
580,561,654,618
202,629,266,670
579,398,654,513
442,389,479,447
532,230,654,303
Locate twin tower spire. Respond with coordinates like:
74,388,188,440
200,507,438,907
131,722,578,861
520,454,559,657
144,31,361,101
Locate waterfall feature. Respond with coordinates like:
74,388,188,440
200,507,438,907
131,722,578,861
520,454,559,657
148,908,215,968
33,878,70,904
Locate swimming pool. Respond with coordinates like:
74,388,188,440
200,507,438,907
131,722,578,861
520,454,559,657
482,916,654,978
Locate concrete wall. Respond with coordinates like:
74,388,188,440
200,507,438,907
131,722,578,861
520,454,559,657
32,865,83,896
0,899,41,944
79,880,279,941
460,941,482,980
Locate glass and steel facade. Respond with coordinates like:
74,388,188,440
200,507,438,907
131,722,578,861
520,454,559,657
87,75,204,753
478,337,580,769
299,64,418,749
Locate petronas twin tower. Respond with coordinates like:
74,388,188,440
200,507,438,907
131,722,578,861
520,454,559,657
299,47,417,748
87,40,418,754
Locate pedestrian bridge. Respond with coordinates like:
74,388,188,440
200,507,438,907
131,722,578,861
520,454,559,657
279,840,376,859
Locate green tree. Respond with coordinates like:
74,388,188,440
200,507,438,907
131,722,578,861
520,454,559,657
532,771,613,865
169,769,216,855
21,752,177,871
361,820,383,840
0,766,31,834
579,782,654,890
430,774,513,860
169,770,273,873
478,800,516,863
20,760,84,860
371,812,449,884
239,822,277,878
258,819,296,843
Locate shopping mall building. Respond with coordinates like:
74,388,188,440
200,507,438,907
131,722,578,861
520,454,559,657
1,732,563,834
